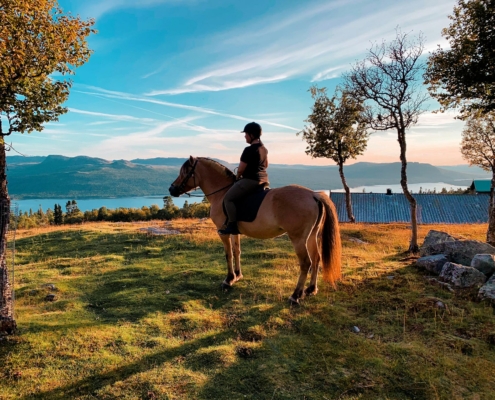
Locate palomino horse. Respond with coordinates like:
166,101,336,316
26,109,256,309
169,156,342,304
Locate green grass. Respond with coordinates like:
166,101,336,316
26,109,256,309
1,221,494,399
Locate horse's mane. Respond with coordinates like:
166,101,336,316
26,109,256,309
198,157,236,180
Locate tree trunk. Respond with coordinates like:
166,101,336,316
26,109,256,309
398,133,419,253
338,162,355,222
487,171,495,246
0,141,16,334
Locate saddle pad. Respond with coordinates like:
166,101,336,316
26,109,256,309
223,188,271,223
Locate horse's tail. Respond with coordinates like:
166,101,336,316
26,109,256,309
316,192,342,287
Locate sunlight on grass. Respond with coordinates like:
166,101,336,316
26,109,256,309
1,221,494,399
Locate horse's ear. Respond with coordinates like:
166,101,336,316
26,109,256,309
189,155,195,165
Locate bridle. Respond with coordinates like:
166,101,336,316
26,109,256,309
170,158,235,197
174,159,199,195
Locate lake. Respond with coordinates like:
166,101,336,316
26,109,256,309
11,182,468,213
11,196,202,213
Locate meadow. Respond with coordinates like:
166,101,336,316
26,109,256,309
1,220,494,399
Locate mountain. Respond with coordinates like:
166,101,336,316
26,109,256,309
5,155,489,199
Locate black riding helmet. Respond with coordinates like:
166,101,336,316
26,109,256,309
242,122,262,140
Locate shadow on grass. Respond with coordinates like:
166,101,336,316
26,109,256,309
8,229,495,399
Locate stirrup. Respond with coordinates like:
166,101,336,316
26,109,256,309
218,222,240,235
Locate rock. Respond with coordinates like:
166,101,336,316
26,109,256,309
386,275,395,280
479,275,495,302
420,230,456,256
416,254,449,275
45,294,56,302
440,262,487,288
435,301,445,309
424,241,495,266
43,284,57,291
352,326,360,333
471,254,495,277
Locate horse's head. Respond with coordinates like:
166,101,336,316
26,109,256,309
169,156,199,197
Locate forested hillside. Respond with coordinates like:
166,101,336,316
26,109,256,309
6,155,490,199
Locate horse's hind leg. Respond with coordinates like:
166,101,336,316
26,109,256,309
288,235,313,305
231,234,243,281
305,228,320,297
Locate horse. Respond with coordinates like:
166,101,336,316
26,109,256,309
169,156,342,304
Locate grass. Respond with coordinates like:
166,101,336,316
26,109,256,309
1,220,495,399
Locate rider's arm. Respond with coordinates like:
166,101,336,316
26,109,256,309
237,161,247,179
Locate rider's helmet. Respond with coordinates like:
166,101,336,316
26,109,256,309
242,122,262,140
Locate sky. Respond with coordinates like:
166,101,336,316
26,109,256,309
10,0,471,166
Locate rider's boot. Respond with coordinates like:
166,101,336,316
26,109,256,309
218,221,240,235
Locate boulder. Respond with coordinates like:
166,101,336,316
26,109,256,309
420,230,456,256
479,275,495,302
439,262,487,288
416,254,449,275
424,240,495,266
471,254,495,277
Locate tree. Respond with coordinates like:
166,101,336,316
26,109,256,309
97,206,109,221
0,0,95,334
300,86,369,222
425,0,495,117
66,199,79,215
460,112,495,244
162,196,179,220
344,30,429,252
54,204,63,225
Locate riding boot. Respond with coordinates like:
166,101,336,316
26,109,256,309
218,221,240,235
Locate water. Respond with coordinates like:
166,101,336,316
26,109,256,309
11,182,469,213
331,182,467,194
11,196,202,213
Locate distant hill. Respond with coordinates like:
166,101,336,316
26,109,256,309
5,155,489,199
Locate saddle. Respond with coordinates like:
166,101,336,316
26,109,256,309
224,183,271,223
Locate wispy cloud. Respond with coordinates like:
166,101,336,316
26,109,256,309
146,0,454,94
76,85,300,131
79,0,186,20
69,108,157,124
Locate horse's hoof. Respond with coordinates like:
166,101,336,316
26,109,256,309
304,286,318,296
288,296,300,306
221,281,233,290
234,273,243,282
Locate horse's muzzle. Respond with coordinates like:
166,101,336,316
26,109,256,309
169,185,181,197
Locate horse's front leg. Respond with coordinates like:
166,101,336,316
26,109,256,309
231,234,243,282
220,234,236,289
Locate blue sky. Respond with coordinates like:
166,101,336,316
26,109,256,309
12,0,468,165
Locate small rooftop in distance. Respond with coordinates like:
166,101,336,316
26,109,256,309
471,180,491,193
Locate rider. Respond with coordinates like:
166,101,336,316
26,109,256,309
218,122,269,235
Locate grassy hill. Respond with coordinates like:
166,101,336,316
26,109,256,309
6,155,490,199
1,222,494,399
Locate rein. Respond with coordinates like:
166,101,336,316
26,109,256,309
174,158,235,197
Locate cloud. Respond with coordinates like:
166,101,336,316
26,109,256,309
79,0,186,20
76,85,300,131
145,0,455,94
69,108,157,124
146,74,289,95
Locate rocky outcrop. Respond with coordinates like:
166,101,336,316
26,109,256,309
439,262,487,288
416,254,449,275
471,254,495,276
479,275,495,302
417,230,495,296
420,230,455,256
